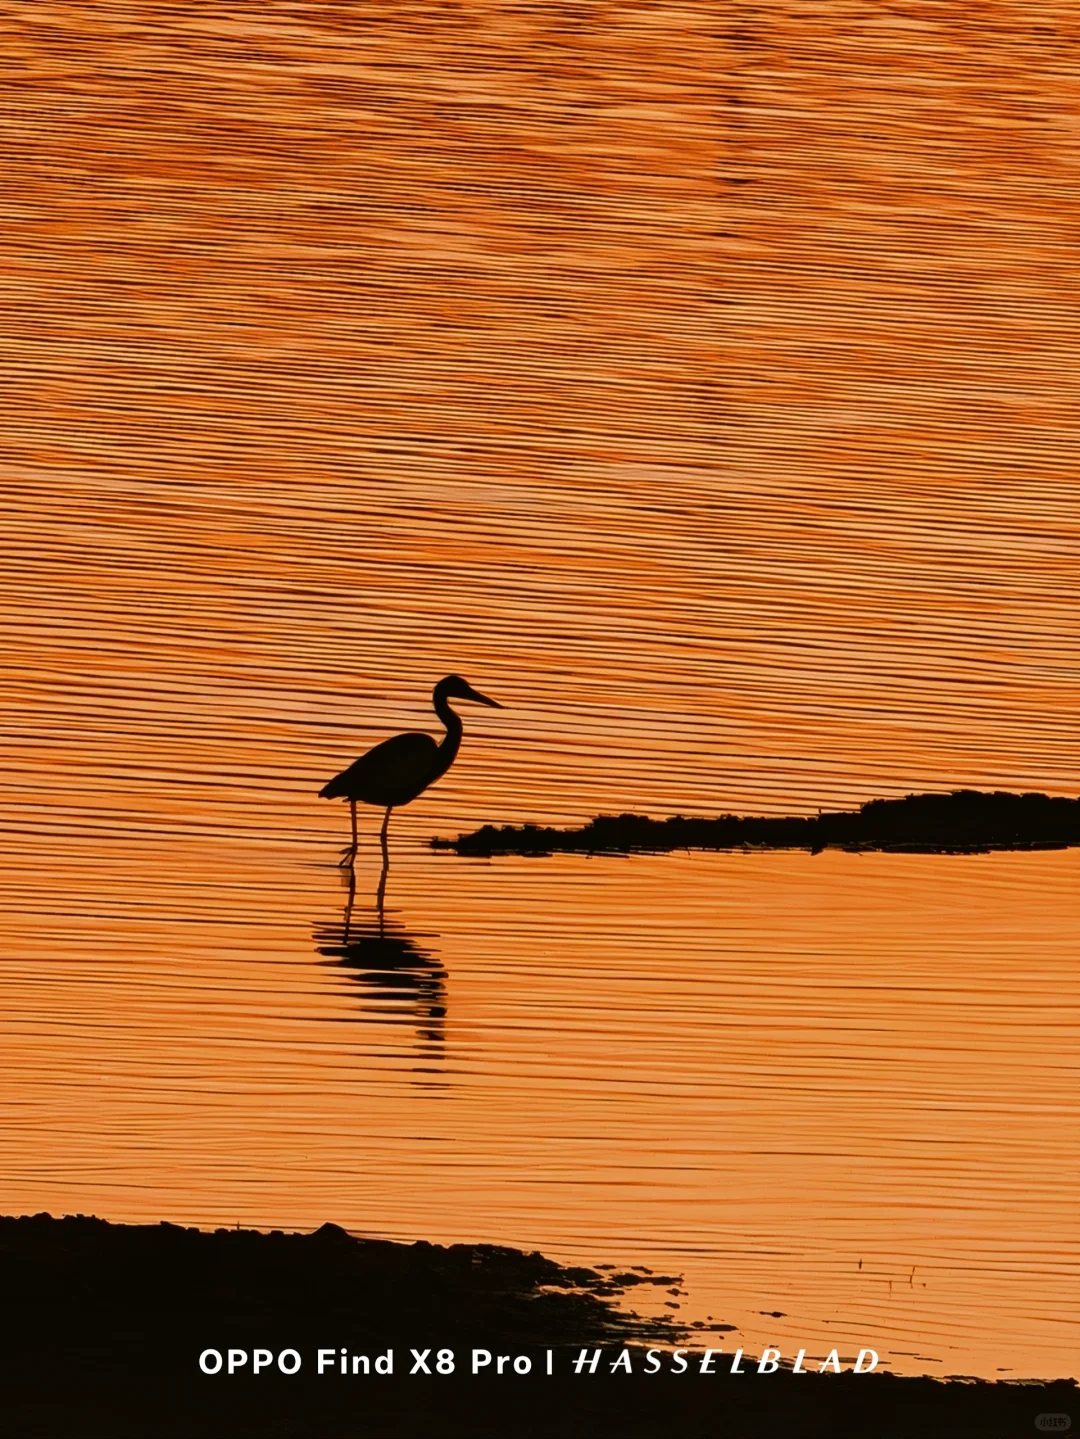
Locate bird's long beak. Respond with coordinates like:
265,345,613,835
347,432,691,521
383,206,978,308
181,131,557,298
466,685,503,709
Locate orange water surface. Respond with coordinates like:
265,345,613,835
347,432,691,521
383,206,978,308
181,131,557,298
1,0,1079,1380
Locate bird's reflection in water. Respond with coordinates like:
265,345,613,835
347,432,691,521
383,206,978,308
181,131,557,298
313,861,448,1074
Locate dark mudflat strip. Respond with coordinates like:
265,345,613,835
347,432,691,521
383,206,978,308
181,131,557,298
3,1213,1075,1438
433,789,1080,858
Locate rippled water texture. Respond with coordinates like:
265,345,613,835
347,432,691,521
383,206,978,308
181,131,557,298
2,0,1079,1380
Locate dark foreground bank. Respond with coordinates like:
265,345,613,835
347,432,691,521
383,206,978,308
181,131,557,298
2,1214,1073,1438
434,788,1080,858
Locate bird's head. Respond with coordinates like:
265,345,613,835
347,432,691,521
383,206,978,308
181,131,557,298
435,674,503,708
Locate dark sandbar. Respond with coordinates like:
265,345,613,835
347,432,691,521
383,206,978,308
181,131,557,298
433,789,1080,858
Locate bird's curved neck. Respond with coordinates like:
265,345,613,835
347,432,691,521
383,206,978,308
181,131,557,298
433,691,463,772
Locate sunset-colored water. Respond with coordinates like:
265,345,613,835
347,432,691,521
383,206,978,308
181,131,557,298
2,0,1079,1382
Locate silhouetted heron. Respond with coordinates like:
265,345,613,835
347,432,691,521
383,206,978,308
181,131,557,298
319,674,502,867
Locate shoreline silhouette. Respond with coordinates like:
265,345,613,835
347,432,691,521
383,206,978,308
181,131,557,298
433,790,1080,858
4,1213,1073,1437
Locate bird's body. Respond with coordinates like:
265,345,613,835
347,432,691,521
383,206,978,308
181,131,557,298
320,674,501,867
320,730,448,809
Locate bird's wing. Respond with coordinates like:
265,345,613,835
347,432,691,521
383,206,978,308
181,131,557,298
320,731,439,801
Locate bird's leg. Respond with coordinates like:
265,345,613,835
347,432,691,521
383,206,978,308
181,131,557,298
342,863,357,943
338,799,359,868
376,806,391,920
